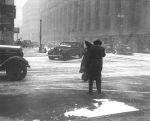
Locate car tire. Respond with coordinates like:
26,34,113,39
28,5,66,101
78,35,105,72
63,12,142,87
62,55,67,60
6,61,27,81
62,52,70,60
48,56,55,60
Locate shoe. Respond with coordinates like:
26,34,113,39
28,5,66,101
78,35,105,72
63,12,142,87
86,92,93,94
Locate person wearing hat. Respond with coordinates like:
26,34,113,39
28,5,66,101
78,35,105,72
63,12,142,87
79,41,93,81
85,39,106,94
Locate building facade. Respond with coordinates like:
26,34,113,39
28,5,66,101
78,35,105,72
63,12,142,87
0,0,16,45
21,0,40,42
40,0,150,53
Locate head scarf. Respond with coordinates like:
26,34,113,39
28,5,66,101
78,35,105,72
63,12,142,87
85,41,93,50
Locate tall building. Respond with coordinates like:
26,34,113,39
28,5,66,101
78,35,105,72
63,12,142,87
21,0,40,42
40,0,150,53
0,0,16,45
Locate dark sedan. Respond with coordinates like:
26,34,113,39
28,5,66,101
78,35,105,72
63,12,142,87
0,45,30,81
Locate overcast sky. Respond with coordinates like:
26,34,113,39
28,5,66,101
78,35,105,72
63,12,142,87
14,0,28,27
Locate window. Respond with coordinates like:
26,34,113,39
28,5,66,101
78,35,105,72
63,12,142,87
0,0,5,4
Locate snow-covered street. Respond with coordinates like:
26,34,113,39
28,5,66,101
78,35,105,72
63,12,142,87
0,48,150,121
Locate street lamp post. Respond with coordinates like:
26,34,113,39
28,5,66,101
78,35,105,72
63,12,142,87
118,14,124,43
39,19,42,53
53,28,56,42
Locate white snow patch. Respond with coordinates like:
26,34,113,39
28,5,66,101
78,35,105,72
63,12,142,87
65,99,139,118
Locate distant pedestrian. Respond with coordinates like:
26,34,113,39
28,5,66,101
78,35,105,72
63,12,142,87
79,41,93,81
0,39,4,45
85,39,106,94
17,39,22,46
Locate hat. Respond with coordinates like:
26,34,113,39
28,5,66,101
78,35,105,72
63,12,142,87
93,39,102,45
85,41,92,49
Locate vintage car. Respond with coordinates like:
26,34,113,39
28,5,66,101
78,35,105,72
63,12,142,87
48,42,84,60
112,44,133,55
32,42,39,48
22,40,33,48
0,45,30,81
102,44,112,53
44,42,55,53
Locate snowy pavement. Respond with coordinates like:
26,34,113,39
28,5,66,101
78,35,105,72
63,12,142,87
0,48,150,121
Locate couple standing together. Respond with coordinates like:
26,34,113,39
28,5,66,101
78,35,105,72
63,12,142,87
79,39,106,94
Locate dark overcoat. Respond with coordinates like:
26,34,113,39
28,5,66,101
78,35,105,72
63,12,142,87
86,45,106,80
79,41,93,73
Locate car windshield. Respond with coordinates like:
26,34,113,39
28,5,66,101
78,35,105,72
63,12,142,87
60,42,82,48
71,43,82,47
60,43,71,47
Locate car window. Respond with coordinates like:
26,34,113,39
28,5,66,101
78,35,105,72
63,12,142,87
60,43,71,47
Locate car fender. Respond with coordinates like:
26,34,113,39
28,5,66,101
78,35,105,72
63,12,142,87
0,56,30,70
48,49,54,54
61,50,70,56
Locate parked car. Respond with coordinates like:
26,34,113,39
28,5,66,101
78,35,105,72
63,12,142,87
112,33,134,55
44,42,55,53
102,44,112,53
32,42,39,48
48,42,84,60
112,44,133,55
0,45,30,81
22,40,33,48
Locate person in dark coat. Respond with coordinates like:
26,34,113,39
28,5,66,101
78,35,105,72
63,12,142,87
79,41,93,81
85,39,106,94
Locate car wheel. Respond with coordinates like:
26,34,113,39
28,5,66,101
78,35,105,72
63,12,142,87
48,56,55,60
62,52,70,60
6,61,27,81
62,55,67,60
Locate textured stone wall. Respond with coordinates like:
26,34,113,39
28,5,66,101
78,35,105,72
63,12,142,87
39,0,150,52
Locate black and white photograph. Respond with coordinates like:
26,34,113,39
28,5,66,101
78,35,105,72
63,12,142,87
0,0,150,121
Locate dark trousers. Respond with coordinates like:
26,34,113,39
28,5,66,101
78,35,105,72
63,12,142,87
89,79,101,92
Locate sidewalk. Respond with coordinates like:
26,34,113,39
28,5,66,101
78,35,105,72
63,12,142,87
107,53,150,61
2,49,148,121
1,88,149,121
23,48,47,57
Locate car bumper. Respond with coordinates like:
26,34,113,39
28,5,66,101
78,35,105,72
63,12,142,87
48,55,63,58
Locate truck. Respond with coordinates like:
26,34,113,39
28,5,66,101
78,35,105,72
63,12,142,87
22,40,33,48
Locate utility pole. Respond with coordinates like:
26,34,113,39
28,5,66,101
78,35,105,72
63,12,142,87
118,13,124,43
17,32,18,40
39,19,42,53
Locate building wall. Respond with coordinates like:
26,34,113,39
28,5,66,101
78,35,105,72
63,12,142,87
0,0,15,45
21,0,40,42
40,0,150,52
5,0,14,5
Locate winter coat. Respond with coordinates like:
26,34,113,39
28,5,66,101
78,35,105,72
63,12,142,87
86,45,106,80
79,48,88,73
79,41,93,73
